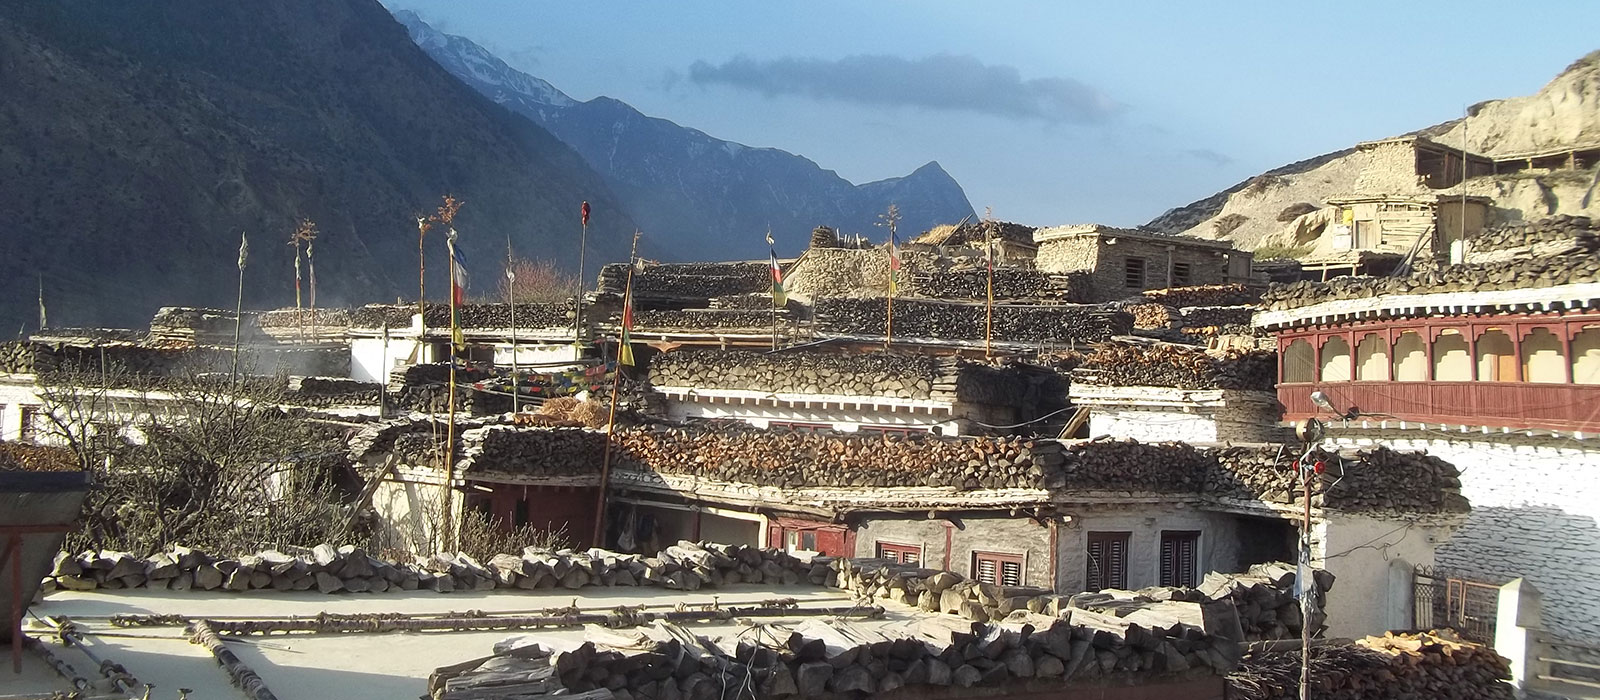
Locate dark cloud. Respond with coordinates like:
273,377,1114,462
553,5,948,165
687,53,1118,124
1181,148,1234,166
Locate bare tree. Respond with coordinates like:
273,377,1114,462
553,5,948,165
35,364,355,556
496,256,579,305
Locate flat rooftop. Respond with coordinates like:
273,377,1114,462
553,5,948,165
20,585,856,700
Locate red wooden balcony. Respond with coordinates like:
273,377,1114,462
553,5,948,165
1280,381,1600,433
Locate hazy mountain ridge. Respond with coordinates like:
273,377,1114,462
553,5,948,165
0,0,639,330
396,11,975,260
1146,50,1600,249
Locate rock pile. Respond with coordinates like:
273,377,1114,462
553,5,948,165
1142,285,1260,308
629,309,784,331
814,297,1132,344
1262,235,1600,311
43,541,813,595
649,349,947,399
1194,563,1331,640
1229,631,1512,700
433,608,1230,699
1072,343,1277,391
599,262,770,299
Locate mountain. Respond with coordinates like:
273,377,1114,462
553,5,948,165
1147,50,1600,251
0,0,639,331
395,11,976,260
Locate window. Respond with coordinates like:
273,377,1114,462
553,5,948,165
1355,333,1389,381
876,541,921,565
1476,329,1516,382
1085,532,1129,591
1319,336,1351,382
1433,331,1471,381
513,499,529,528
1573,328,1600,385
1159,531,1201,588
19,405,40,444
768,421,831,433
1393,332,1428,381
973,551,1024,587
1283,339,1315,383
1124,257,1147,290
1523,328,1567,384
791,530,817,552
1171,262,1193,287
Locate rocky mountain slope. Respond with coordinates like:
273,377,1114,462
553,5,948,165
1147,50,1600,252
396,11,975,261
0,0,639,331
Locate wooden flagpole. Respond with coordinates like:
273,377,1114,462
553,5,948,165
985,220,995,359
443,227,461,553
574,202,590,362
417,217,429,357
593,231,641,549
506,236,518,413
231,232,247,391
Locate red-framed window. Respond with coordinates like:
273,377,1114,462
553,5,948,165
972,551,1024,586
768,420,831,433
876,541,921,565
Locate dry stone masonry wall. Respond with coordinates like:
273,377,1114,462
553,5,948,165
1466,214,1594,259
599,262,771,299
1142,284,1261,308
650,349,947,399
1072,343,1277,392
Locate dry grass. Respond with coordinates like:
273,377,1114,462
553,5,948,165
1276,202,1319,222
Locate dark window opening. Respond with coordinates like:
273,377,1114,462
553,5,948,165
513,499,530,528
1172,262,1193,287
1159,530,1201,588
973,551,1024,586
877,541,921,565
1124,257,1147,290
19,405,40,444
1086,531,1130,591
1236,515,1297,569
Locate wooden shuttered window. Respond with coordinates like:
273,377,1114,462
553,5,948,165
1085,532,1130,591
1124,257,1147,290
876,542,921,565
1160,531,1201,588
972,551,1024,587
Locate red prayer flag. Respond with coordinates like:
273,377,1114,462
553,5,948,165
581,201,591,227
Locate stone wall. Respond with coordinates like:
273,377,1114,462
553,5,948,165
855,515,1054,589
1055,505,1242,594
1465,214,1596,263
600,262,772,299
785,248,939,299
1330,434,1600,642
1088,400,1283,445
1351,140,1429,194
1072,343,1277,392
1036,237,1233,302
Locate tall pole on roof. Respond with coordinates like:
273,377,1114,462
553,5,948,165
434,194,464,553
575,201,591,362
593,230,641,549
506,235,518,413
417,216,431,360
231,232,247,392
984,208,995,360
880,205,901,350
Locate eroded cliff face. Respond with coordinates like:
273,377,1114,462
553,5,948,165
1148,50,1600,254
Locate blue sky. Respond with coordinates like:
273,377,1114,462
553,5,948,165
381,0,1597,228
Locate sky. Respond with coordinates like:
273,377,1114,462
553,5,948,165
380,0,1597,228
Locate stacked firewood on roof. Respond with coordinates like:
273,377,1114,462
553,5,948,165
1141,284,1261,308
814,297,1132,344
0,442,79,472
1468,214,1594,256
1229,630,1512,700
1070,342,1277,391
147,306,247,344
1262,224,1600,311
256,307,349,332
597,261,770,299
350,418,1469,514
650,348,948,400
348,303,417,329
627,308,786,331
904,267,1076,302
421,302,573,330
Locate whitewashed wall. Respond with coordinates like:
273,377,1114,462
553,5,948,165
1314,512,1455,639
1330,434,1600,641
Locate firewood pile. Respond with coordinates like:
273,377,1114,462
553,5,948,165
257,307,349,330
1072,343,1277,391
628,308,786,331
1142,284,1260,308
432,607,1231,700
284,376,381,407
1178,306,1257,329
41,540,814,596
707,294,795,311
1125,303,1177,330
905,267,1060,301
349,418,1467,514
814,297,1132,343
1228,630,1513,700
457,426,608,476
0,442,79,472
1262,236,1600,311
148,306,246,343
598,262,770,298
1468,214,1594,255
349,303,417,329
422,302,574,330
649,349,948,399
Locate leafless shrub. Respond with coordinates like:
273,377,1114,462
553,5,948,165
456,509,570,562
1277,202,1319,222
1213,213,1250,237
497,257,580,305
